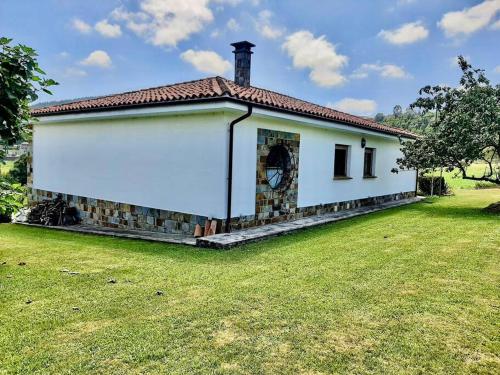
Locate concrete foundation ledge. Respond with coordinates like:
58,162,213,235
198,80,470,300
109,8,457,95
197,196,424,249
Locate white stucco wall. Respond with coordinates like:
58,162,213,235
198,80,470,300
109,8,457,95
230,114,416,217
33,105,415,220
32,112,229,218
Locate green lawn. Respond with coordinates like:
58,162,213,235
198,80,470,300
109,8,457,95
437,163,497,190
1,189,499,374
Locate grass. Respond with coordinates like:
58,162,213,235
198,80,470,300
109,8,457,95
0,161,14,176
433,163,498,190
1,189,499,374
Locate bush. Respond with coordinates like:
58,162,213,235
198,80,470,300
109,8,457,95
474,181,495,190
418,176,448,196
6,154,27,185
0,178,25,222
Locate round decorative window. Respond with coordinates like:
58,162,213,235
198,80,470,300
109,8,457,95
265,145,292,190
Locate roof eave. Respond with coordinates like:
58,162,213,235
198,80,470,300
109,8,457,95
32,95,416,139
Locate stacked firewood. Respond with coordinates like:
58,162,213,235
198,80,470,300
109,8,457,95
27,194,79,226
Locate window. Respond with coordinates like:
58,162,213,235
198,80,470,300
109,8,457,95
363,148,375,177
334,145,350,178
266,145,292,190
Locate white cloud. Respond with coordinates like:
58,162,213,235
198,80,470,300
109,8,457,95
95,19,122,38
255,10,285,39
491,19,500,29
80,50,112,68
63,67,87,78
351,63,410,79
378,21,429,45
110,0,215,47
180,49,232,75
210,29,221,38
328,98,377,116
495,65,500,73
282,30,348,87
72,18,92,34
227,18,241,31
58,51,70,59
213,0,242,5
438,0,500,37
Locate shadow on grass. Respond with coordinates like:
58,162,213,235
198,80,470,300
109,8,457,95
3,195,495,265
0,202,425,264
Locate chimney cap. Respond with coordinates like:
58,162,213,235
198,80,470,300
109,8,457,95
231,41,256,51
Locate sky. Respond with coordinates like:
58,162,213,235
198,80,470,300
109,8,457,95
1,0,499,116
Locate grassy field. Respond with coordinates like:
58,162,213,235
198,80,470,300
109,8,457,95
1,189,499,374
436,163,497,190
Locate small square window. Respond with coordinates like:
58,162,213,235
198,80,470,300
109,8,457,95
334,145,350,178
363,148,376,177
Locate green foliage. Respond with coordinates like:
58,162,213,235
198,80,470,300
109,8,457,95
0,37,57,159
374,112,385,123
418,176,448,196
382,106,434,134
0,177,25,222
0,189,498,373
398,56,500,185
5,153,27,184
393,104,403,118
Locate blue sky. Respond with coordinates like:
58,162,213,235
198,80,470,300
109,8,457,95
2,0,499,115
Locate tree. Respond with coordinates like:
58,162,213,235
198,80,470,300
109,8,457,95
393,104,403,118
0,37,57,220
374,113,385,123
0,37,57,159
383,106,434,134
6,153,27,184
398,56,500,185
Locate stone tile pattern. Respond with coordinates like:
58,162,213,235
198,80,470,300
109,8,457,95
232,128,301,230
27,188,208,235
297,191,416,218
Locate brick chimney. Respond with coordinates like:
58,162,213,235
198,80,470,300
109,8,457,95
231,41,255,87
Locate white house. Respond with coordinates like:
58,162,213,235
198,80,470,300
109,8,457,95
29,41,416,236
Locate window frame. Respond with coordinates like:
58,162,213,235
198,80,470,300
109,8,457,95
363,147,376,178
333,144,351,180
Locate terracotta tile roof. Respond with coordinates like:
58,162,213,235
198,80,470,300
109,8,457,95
32,76,415,138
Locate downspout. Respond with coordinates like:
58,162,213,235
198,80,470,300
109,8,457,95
225,104,253,233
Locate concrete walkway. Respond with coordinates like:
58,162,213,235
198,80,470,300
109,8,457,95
16,223,197,246
197,197,424,249
16,196,423,249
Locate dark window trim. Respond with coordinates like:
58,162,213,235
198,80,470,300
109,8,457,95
334,144,350,179
363,147,376,178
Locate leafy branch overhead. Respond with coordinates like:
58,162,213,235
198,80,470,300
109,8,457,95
1,37,56,220
397,56,500,185
0,37,58,149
